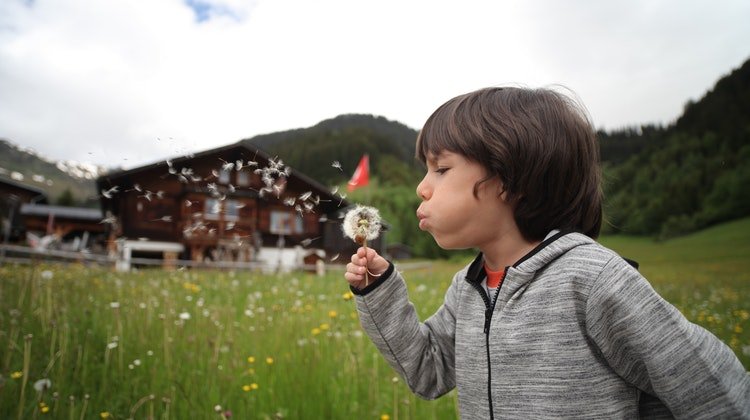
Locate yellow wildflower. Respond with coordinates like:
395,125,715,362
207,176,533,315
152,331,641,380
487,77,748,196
342,291,353,301
312,328,321,336
381,414,390,420
242,384,252,392
10,371,22,379
100,412,111,418
734,324,743,334
265,357,274,365
328,310,338,318
320,323,330,331
247,356,255,363
251,383,259,390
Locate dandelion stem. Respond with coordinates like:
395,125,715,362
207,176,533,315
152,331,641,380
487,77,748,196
17,334,32,420
78,397,88,420
129,394,154,419
363,239,369,287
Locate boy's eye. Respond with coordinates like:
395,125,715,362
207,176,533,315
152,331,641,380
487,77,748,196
435,167,449,174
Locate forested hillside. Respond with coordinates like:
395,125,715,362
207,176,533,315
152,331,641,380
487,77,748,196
602,58,750,238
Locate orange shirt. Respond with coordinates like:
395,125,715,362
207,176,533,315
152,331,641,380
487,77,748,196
484,264,506,289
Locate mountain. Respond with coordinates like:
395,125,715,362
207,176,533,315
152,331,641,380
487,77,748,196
241,114,421,187
0,139,101,206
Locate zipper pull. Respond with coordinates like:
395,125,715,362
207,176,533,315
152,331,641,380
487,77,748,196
484,308,492,334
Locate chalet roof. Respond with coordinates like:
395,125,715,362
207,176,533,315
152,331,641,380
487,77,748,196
0,175,49,201
20,203,103,221
96,141,350,210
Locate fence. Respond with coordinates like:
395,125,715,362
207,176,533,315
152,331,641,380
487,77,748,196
0,244,433,273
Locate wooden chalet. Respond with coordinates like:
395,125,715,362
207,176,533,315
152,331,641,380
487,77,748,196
96,142,382,269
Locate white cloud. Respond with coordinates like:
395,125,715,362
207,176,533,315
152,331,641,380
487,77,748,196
0,0,749,168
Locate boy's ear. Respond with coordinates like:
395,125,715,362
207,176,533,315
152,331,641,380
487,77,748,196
495,180,508,201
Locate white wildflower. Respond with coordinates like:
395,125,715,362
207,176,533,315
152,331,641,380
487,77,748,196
179,312,191,320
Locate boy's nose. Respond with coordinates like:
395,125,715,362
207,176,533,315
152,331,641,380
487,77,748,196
416,178,430,200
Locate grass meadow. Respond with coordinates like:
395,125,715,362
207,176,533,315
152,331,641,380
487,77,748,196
1,218,749,419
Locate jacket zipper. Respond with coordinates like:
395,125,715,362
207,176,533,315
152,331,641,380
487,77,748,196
470,268,508,420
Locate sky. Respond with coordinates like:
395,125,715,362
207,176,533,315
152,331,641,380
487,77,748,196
1,0,749,170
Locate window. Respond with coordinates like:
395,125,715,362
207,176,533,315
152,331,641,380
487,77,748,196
204,199,241,221
219,169,230,184
237,171,250,187
269,210,303,235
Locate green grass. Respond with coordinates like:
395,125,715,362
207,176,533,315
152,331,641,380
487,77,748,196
0,218,748,419
0,265,458,419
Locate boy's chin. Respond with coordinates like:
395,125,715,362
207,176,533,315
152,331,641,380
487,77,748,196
432,235,472,251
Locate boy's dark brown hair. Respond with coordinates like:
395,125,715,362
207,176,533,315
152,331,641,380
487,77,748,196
416,86,602,241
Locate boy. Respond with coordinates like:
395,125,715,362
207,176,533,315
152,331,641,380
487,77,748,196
344,87,750,419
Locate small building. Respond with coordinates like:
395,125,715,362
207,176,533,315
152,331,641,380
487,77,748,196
19,203,105,251
96,142,384,270
0,175,49,242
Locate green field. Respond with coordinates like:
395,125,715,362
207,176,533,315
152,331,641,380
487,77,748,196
1,218,748,419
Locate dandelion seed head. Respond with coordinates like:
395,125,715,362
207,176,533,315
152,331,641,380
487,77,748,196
33,378,52,392
342,205,381,244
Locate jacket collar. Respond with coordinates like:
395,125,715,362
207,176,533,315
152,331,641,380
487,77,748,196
464,230,592,285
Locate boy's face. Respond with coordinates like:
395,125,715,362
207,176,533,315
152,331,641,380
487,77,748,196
416,151,513,250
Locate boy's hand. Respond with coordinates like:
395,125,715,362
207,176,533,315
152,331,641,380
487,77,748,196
344,247,389,290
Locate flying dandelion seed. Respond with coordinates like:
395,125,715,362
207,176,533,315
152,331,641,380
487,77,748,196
101,186,119,199
300,237,320,247
152,216,173,222
331,161,342,171
99,215,117,224
330,253,339,262
299,191,312,201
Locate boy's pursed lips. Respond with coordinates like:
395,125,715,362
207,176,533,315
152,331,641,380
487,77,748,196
416,208,428,230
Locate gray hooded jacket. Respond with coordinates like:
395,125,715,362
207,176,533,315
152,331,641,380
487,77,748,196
352,231,750,419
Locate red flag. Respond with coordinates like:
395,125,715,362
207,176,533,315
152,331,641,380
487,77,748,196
347,155,369,192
